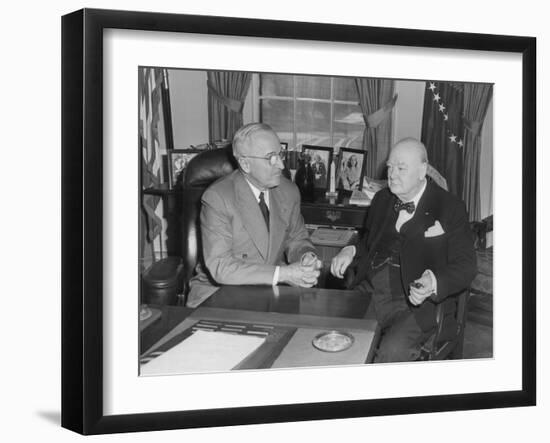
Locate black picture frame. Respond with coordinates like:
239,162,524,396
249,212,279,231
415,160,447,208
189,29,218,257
62,8,536,435
335,147,367,191
167,149,201,189
301,145,334,190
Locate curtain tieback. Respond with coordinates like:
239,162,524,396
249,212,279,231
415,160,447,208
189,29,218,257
207,80,245,113
464,117,483,137
364,94,398,128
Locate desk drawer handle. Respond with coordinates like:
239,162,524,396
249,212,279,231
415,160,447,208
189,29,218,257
325,210,342,222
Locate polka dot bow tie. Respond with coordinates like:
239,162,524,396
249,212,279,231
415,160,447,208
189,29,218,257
394,200,415,214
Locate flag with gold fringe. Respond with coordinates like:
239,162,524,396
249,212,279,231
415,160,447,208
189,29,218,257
139,67,164,255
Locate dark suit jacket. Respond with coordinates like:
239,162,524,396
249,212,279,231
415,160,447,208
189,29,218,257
351,181,477,331
187,170,316,307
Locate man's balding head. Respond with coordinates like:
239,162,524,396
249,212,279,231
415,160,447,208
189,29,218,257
392,137,428,163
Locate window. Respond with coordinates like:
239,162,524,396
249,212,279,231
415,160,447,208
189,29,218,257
258,74,365,152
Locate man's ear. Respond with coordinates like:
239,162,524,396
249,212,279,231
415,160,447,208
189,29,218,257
420,162,428,180
238,157,250,173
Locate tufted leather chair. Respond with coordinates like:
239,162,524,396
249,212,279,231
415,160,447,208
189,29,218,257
179,146,238,303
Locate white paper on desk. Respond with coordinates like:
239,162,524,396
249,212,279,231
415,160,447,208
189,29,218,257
141,330,265,376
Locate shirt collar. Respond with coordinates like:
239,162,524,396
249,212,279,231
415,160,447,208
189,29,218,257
404,179,427,207
244,177,269,206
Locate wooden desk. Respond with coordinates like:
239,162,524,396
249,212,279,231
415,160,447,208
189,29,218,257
300,189,367,288
301,189,368,229
140,286,379,373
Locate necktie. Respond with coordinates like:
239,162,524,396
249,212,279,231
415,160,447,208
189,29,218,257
258,192,270,230
394,200,415,214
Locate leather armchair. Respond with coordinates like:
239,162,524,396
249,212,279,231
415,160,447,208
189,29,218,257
179,146,238,303
424,288,468,360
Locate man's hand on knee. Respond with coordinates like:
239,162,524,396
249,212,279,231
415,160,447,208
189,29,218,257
408,270,436,305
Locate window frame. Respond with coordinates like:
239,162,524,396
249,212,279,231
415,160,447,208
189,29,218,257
252,73,365,151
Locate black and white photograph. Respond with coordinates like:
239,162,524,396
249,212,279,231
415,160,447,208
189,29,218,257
138,66,495,377
56,5,539,438
299,145,333,190
167,149,200,188
336,147,367,191
279,141,288,159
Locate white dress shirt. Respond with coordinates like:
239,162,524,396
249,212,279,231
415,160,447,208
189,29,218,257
395,179,427,232
394,179,437,294
245,178,270,209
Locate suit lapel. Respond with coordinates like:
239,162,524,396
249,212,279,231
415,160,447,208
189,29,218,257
399,182,437,240
370,193,398,249
234,172,269,260
267,187,288,263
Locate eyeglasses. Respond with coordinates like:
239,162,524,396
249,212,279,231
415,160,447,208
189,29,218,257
242,151,285,166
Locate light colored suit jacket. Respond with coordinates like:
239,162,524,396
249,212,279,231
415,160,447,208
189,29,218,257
187,170,316,307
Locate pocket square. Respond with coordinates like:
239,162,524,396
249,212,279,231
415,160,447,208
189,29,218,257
424,220,445,238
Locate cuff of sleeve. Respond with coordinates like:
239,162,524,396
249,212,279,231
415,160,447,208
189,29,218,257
344,245,356,257
426,269,437,295
272,266,280,286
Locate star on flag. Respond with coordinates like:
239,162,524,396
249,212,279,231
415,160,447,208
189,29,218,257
430,82,462,149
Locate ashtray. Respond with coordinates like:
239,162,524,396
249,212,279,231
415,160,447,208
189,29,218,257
312,330,355,352
139,305,153,321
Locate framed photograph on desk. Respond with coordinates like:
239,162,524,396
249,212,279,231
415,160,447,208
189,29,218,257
167,149,200,189
301,145,333,190
336,147,367,191
62,7,535,436
279,141,288,158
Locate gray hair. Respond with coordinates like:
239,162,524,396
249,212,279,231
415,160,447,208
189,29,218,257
232,122,275,158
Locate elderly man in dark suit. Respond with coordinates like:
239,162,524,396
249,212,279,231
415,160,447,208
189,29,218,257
330,138,476,362
187,123,322,308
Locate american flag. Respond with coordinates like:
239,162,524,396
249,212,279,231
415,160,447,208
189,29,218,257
139,67,164,255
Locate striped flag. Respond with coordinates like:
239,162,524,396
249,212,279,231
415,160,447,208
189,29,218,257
139,68,164,252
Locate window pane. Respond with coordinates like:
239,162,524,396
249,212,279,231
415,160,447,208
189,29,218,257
334,77,359,101
295,75,330,99
296,101,331,147
333,103,365,150
260,99,294,145
260,74,293,97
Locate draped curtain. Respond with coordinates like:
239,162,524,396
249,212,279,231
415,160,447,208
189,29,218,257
355,78,396,178
421,82,464,198
207,71,252,143
462,84,493,221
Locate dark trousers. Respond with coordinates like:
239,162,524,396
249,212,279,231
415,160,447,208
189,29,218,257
357,264,434,363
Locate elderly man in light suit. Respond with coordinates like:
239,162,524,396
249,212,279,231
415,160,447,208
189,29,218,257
187,123,322,308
